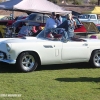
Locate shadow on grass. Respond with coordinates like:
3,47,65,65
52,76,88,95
55,77,100,83
38,62,93,71
0,63,19,73
95,88,100,89
0,62,94,73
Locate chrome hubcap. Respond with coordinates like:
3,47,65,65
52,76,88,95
22,54,35,70
94,53,100,67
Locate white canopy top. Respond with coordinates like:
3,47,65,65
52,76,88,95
0,0,71,14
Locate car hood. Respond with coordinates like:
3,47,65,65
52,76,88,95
82,22,99,33
0,38,13,43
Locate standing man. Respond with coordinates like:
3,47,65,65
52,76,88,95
45,12,57,29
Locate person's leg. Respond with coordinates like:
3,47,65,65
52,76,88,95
64,31,69,39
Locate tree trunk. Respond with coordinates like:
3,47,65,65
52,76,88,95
98,0,100,5
74,0,75,5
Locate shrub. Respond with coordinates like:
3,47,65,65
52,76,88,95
89,0,97,5
74,0,83,5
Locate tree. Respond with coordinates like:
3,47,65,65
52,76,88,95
73,0,75,4
98,0,100,5
89,0,97,5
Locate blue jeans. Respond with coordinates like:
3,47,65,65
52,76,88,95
68,31,74,38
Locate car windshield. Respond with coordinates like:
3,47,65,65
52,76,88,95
73,17,81,25
37,28,68,41
79,14,90,19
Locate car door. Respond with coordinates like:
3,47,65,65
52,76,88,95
40,40,62,65
61,40,90,61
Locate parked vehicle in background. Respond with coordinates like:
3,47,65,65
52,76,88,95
75,22,100,39
78,14,100,24
0,15,27,38
6,15,27,27
0,15,27,26
11,13,49,34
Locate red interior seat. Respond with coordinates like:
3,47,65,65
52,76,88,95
90,35,98,39
53,34,62,38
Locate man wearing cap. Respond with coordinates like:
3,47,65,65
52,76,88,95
45,12,58,29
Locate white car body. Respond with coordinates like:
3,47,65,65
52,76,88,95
0,28,100,72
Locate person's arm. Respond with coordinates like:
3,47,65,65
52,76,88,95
57,20,67,28
59,16,62,24
72,18,77,29
57,20,68,31
73,19,76,27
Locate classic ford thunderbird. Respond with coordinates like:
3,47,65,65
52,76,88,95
0,28,100,72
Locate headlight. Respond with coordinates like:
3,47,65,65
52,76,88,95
6,44,11,52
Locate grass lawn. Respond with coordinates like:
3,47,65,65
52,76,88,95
0,63,100,100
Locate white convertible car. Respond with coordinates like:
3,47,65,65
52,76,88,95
0,28,100,72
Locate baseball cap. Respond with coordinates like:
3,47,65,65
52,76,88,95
52,12,56,16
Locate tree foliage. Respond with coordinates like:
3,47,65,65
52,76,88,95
89,0,97,5
48,0,98,5
74,0,83,5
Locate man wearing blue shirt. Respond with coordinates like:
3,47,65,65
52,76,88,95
45,12,57,29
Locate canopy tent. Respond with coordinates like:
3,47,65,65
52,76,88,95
0,0,71,14
82,6,100,14
0,0,22,9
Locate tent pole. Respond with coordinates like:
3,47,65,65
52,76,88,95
43,13,44,24
10,10,14,20
12,10,14,20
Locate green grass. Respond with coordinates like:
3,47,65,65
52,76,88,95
0,63,100,100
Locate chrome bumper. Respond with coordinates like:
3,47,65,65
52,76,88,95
0,59,16,64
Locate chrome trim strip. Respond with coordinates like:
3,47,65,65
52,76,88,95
0,59,16,64
43,45,53,48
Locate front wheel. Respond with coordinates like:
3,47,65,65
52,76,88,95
90,50,100,68
16,52,38,72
